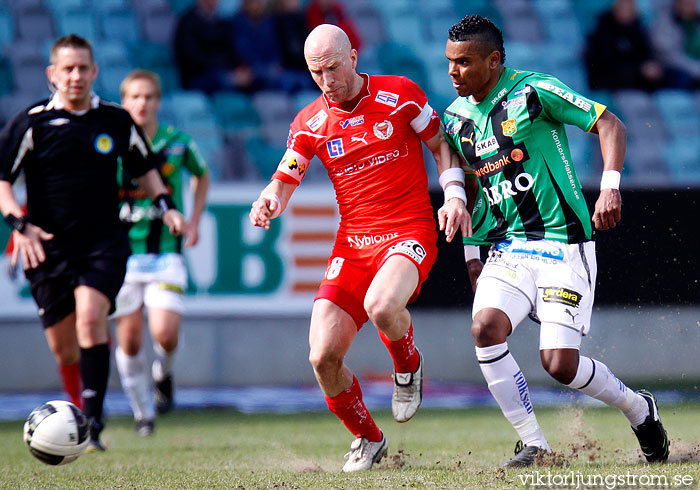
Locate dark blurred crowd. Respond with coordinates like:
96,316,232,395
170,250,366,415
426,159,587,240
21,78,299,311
173,0,362,95
585,0,700,91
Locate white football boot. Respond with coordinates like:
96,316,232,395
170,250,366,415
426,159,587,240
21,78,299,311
391,349,423,423
342,433,388,472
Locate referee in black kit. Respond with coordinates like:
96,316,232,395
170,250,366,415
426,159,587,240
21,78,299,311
0,35,185,452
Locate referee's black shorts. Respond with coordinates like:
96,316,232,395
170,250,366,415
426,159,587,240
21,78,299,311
25,244,128,328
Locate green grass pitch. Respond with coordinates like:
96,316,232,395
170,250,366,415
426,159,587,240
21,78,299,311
1,405,699,489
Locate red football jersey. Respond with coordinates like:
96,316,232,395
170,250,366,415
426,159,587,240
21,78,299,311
272,74,440,235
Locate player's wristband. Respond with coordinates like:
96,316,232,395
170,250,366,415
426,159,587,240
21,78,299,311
444,184,467,205
3,213,26,233
262,193,282,219
439,167,465,189
464,245,480,262
154,193,177,214
600,170,621,190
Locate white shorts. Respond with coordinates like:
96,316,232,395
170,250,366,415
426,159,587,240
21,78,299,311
112,253,187,317
472,239,597,350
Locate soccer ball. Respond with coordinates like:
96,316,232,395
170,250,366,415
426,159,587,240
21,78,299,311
23,400,90,465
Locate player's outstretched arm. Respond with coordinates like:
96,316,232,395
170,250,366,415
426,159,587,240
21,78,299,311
135,168,186,235
591,110,625,230
0,180,54,269
427,131,472,242
249,179,297,230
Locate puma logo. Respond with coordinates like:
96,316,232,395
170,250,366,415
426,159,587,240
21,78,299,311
461,131,475,146
564,308,579,322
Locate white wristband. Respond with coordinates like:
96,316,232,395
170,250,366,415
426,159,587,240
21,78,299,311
600,170,621,190
438,167,465,190
444,184,467,205
262,193,282,219
464,245,480,262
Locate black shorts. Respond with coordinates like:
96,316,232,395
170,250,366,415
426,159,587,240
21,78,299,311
25,250,128,328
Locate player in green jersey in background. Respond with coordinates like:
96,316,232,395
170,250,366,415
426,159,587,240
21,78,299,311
442,15,669,466
113,70,210,436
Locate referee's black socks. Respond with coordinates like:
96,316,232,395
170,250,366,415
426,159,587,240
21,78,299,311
80,343,110,431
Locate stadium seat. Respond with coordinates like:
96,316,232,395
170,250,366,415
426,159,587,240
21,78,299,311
15,9,55,42
100,10,140,43
92,0,130,12
0,90,47,126
0,57,13,97
54,11,98,42
131,0,171,14
6,0,43,11
98,65,133,103
383,9,424,50
164,90,213,129
210,92,261,136
252,90,293,124
44,0,87,14
654,90,700,138
665,137,700,182
292,90,320,114
0,10,14,50
141,8,178,46
245,136,286,179
423,5,457,43
169,0,197,14
495,0,545,43
345,4,387,47
377,41,429,93
93,41,130,68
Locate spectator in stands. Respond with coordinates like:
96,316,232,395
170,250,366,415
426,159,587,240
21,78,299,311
173,0,255,94
305,0,363,52
585,0,665,91
272,0,315,91
651,0,700,88
231,0,311,93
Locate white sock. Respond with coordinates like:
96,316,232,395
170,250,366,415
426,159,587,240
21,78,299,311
115,346,155,422
152,342,176,382
476,343,550,450
567,356,649,427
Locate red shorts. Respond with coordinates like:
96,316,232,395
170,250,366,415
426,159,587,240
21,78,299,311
315,226,437,329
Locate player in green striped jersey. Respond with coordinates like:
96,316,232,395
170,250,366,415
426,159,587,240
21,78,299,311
113,70,209,436
443,15,668,466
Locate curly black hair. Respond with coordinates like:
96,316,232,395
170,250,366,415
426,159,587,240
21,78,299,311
448,15,505,65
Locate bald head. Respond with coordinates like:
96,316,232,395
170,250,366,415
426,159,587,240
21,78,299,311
304,24,352,61
303,23,362,104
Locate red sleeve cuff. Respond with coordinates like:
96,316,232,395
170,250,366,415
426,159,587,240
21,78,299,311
272,171,300,185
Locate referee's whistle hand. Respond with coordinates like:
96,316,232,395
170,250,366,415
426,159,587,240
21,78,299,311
163,209,185,235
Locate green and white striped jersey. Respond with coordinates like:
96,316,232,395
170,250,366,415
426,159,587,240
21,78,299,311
444,67,606,245
118,123,207,255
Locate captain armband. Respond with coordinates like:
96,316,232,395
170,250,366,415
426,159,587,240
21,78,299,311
154,193,177,214
600,170,621,190
464,245,480,263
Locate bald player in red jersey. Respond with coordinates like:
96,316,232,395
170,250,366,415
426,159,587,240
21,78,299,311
250,24,471,472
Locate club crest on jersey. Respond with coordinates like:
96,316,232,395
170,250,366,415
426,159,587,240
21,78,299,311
340,115,364,129
475,136,499,157
501,119,518,137
306,109,328,131
94,133,114,154
326,138,344,158
373,120,393,140
375,90,399,107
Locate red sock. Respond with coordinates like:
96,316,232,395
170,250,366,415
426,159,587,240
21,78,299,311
325,376,382,442
378,323,420,373
59,362,83,410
